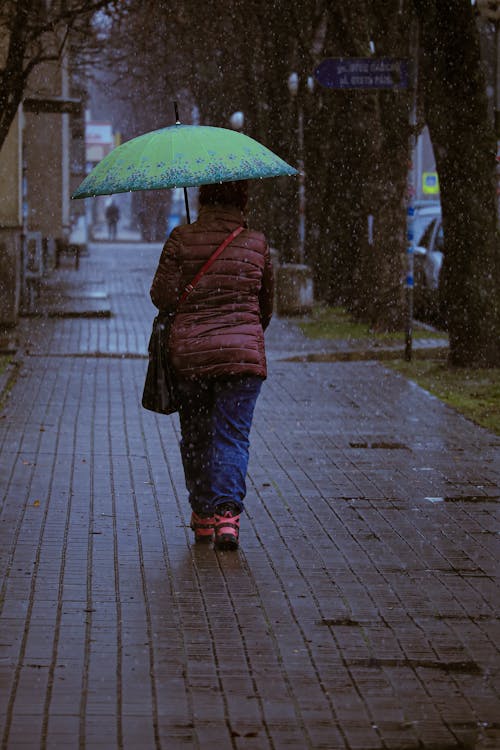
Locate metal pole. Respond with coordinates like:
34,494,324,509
496,19,500,227
297,105,305,264
21,154,28,309
405,18,419,362
173,101,191,224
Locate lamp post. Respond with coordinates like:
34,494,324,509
276,73,314,316
287,73,314,264
229,110,245,131
287,72,305,264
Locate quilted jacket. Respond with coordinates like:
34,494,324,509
150,204,274,379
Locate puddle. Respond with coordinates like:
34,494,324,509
347,657,481,674
318,618,360,627
65,291,108,300
350,441,409,450
425,496,499,504
445,495,499,503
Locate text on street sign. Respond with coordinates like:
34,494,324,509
314,58,408,90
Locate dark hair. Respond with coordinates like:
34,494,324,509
199,180,248,211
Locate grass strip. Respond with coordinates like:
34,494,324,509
298,306,446,343
0,355,9,377
298,306,498,436
387,359,500,436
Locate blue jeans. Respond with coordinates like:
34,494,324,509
177,376,263,516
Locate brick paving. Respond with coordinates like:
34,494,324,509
0,242,499,750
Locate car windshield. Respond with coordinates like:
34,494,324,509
413,209,440,245
418,218,438,248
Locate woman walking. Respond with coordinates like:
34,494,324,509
150,180,273,550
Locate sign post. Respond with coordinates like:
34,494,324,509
314,55,417,360
405,34,418,361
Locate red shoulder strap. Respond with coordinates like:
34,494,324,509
179,225,244,305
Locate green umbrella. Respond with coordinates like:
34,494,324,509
72,124,297,200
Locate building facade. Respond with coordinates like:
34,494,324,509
0,28,83,329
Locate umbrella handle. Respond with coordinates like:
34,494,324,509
183,187,191,224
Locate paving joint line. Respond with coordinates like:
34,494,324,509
79,359,96,750
24,352,148,359
41,358,80,749
246,472,383,750
143,416,200,750
1,358,74,750
107,364,124,750
250,427,465,746
120,363,161,750
154,415,237,749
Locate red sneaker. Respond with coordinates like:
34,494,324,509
190,511,215,543
214,508,240,550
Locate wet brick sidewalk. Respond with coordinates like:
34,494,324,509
0,243,499,749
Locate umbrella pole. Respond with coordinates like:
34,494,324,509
183,188,191,224
174,101,191,224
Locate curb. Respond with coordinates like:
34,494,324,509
281,345,449,363
21,308,112,319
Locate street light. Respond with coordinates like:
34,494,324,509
229,111,245,131
287,73,314,264
276,74,315,315
288,72,299,97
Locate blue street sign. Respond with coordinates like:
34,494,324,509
314,58,408,90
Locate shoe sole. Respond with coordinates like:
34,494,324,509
191,526,214,543
194,534,214,543
215,534,239,551
190,517,215,543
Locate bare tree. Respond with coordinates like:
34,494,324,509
61,0,500,364
0,0,119,150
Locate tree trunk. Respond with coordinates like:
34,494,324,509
0,1,31,151
0,1,112,152
358,90,409,331
415,0,500,366
312,2,410,329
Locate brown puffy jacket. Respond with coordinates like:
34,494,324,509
150,204,274,379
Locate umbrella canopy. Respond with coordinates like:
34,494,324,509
72,124,298,199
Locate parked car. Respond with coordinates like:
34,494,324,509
412,202,444,322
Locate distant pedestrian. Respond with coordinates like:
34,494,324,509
105,200,120,240
150,180,273,550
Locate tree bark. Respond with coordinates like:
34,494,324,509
0,0,116,151
310,2,411,330
415,0,500,366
